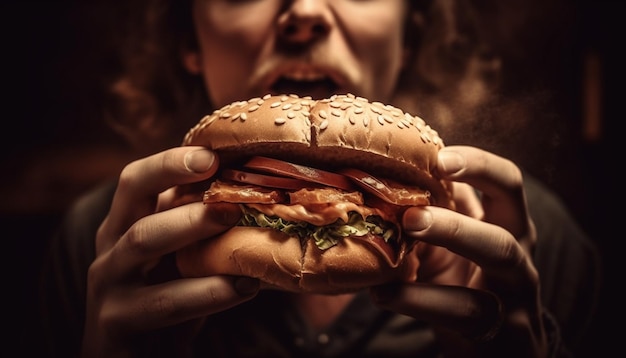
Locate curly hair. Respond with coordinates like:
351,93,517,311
104,0,555,165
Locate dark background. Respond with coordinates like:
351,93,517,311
2,0,621,356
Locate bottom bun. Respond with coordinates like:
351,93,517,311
176,227,421,294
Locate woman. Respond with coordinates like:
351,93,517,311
39,0,600,357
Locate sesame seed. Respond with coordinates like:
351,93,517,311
331,109,342,117
275,117,286,125
319,110,328,119
320,119,329,130
248,105,259,112
404,113,414,124
271,102,281,108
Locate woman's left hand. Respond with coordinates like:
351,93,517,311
371,145,547,358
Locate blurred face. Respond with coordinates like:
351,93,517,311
186,0,408,108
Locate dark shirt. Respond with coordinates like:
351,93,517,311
37,173,601,357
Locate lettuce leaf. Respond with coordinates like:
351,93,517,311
238,205,395,250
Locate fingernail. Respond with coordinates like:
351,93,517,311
234,277,260,296
184,149,215,173
438,150,465,175
403,207,432,232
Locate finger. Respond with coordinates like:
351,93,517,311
414,242,476,285
97,147,218,253
157,185,203,212
371,282,503,342
437,146,530,239
106,201,241,276
107,276,259,333
403,206,534,283
449,182,483,219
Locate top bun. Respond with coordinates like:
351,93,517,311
183,93,452,208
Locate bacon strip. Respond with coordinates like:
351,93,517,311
203,180,285,204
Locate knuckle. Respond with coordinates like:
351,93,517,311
117,159,143,190
123,223,152,255
505,159,524,188
86,257,106,296
100,301,123,332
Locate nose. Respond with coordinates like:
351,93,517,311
277,0,331,44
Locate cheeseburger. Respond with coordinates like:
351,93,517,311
176,93,453,294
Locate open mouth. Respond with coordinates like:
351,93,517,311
266,66,345,100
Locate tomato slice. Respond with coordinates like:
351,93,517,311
244,156,355,191
221,169,312,190
339,168,431,206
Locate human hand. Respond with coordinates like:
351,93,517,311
81,146,260,357
371,145,547,358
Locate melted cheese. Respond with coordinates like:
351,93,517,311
246,201,386,226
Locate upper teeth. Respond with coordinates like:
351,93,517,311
282,70,327,81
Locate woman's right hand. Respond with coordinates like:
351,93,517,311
81,146,260,357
